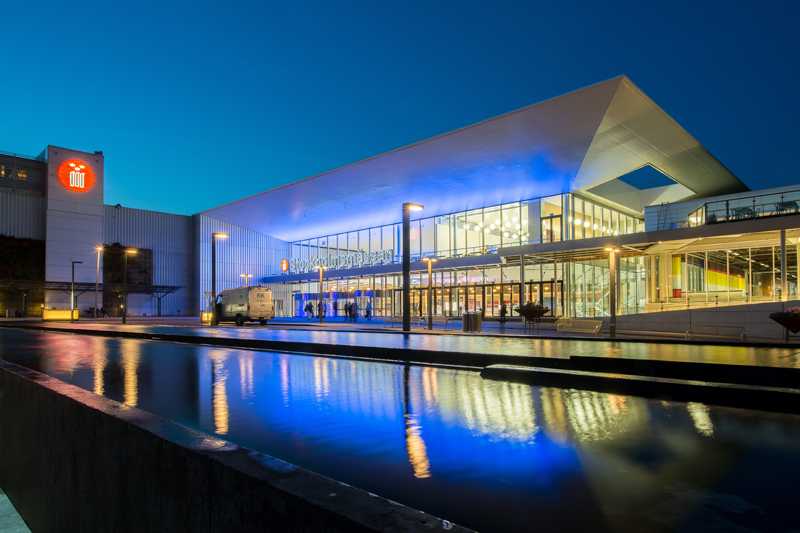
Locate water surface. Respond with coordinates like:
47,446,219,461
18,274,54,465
2,328,799,532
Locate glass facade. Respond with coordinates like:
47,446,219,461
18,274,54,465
288,193,642,274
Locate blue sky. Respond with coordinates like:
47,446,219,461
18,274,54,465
1,0,797,215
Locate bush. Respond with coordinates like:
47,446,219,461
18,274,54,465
514,302,549,322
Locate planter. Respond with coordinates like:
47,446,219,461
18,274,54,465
769,312,800,333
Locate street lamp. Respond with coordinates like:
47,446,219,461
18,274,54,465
422,257,437,330
402,202,424,332
316,265,326,324
122,248,138,324
71,260,83,322
95,245,104,319
239,273,253,287
605,247,620,337
210,232,228,326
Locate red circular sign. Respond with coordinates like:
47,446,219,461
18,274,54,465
280,258,290,272
57,159,96,193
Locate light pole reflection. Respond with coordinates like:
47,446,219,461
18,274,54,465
403,365,431,479
121,340,141,407
209,350,230,435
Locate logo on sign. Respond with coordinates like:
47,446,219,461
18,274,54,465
57,159,96,193
280,258,290,273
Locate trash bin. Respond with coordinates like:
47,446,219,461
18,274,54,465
462,312,482,332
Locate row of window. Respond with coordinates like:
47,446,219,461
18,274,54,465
289,193,643,272
0,164,29,181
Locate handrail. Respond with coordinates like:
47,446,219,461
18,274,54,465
704,189,800,224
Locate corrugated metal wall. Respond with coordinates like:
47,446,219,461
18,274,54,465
195,214,289,313
0,189,45,239
104,205,194,315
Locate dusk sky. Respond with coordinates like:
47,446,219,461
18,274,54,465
1,0,797,215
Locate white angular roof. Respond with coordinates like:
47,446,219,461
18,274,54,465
204,76,745,241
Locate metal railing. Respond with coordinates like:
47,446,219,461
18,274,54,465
704,189,800,224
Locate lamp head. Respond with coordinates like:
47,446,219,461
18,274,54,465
212,232,229,239
404,202,424,212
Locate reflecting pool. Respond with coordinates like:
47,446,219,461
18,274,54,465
2,328,800,532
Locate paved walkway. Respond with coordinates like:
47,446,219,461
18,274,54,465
12,320,800,370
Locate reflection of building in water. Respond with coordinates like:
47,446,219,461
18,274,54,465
121,340,141,407
421,367,438,406
540,388,568,442
687,402,714,437
238,352,254,400
313,357,330,400
209,350,230,435
93,343,108,396
279,356,403,422
280,354,289,406
563,389,648,442
434,371,538,441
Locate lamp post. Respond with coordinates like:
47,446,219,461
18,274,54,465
239,273,253,287
210,232,228,326
605,247,619,337
402,202,424,332
70,260,83,322
95,245,103,319
316,265,326,323
422,257,437,330
122,248,138,324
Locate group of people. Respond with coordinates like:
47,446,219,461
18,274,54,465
303,300,372,321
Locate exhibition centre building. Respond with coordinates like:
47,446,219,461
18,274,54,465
2,76,800,327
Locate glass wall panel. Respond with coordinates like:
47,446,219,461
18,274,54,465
382,226,395,258
728,250,749,303
420,217,435,256
370,227,382,254
751,247,774,299
466,209,483,254
484,206,501,250
435,216,451,258
572,197,584,240
501,203,521,246
358,229,369,254
454,212,468,256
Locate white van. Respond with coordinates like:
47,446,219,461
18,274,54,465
216,287,275,326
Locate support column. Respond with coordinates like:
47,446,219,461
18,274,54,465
608,249,618,337
402,204,412,331
781,229,788,301
519,255,526,307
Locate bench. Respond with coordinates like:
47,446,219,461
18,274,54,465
685,324,746,341
556,318,603,334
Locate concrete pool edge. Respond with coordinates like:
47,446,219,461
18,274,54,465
5,323,800,389
481,364,800,414
0,360,470,533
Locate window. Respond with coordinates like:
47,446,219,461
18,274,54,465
16,168,28,181
0,164,6,178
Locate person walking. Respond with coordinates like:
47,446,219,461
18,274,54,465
352,300,359,322
500,302,508,324
365,301,372,320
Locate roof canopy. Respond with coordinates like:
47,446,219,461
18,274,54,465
204,76,745,241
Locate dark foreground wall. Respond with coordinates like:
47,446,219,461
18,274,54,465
0,361,466,533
